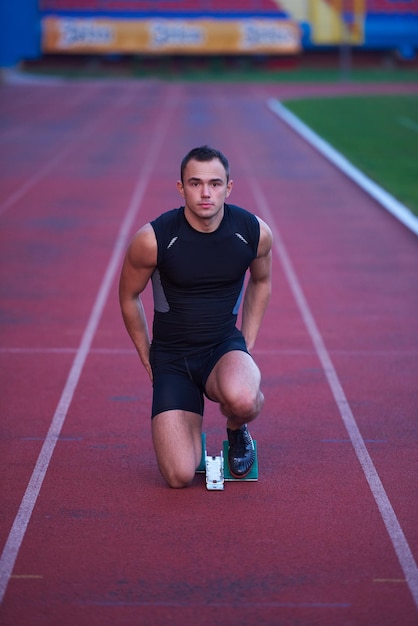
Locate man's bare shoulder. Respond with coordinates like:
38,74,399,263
127,223,157,269
255,216,273,258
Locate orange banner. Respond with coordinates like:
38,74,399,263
42,17,301,54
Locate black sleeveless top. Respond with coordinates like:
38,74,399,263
150,203,260,352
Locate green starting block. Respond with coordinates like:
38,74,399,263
196,432,207,473
197,432,258,490
223,440,258,481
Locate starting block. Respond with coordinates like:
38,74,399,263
197,432,258,490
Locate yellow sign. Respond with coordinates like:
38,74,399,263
42,17,301,54
310,0,365,45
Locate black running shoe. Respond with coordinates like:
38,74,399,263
227,424,255,478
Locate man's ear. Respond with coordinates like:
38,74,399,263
226,179,233,198
177,180,185,197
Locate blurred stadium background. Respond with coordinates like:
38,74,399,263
1,1,417,78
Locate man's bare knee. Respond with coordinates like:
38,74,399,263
157,453,198,488
223,389,264,422
152,410,202,488
161,464,195,489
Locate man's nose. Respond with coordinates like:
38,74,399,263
201,184,211,197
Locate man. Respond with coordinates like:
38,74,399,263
119,145,272,488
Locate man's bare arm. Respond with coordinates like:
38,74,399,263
118,224,157,381
241,218,273,351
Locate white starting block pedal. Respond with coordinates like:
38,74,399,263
197,433,258,490
205,453,224,491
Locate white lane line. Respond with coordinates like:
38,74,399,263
247,167,418,610
0,86,99,143
0,85,106,217
0,84,130,218
398,116,418,133
0,85,179,605
267,99,418,237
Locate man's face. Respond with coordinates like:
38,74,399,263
177,158,233,231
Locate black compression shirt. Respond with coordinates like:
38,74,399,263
150,203,260,352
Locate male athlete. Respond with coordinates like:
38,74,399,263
119,146,272,488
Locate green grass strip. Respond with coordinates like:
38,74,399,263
283,94,418,216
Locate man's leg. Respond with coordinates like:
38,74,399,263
152,410,203,489
205,350,264,428
205,350,263,478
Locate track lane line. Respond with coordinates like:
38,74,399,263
0,85,108,217
245,164,418,610
0,84,179,605
267,99,418,237
0,85,141,218
397,116,418,134
0,85,100,143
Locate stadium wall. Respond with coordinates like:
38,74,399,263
0,0,41,68
1,1,417,68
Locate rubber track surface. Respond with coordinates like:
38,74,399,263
0,79,417,626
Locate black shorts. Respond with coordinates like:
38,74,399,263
149,333,249,418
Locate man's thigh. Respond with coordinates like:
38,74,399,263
205,349,261,405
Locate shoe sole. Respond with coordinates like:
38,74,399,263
228,462,254,479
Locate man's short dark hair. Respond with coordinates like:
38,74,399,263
180,145,230,183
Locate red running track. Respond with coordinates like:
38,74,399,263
0,79,417,626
